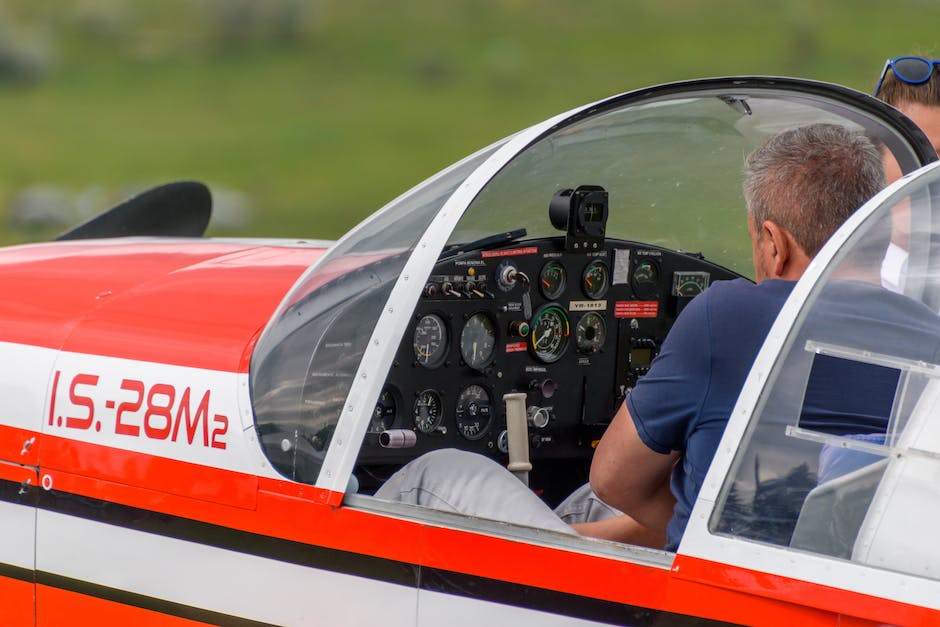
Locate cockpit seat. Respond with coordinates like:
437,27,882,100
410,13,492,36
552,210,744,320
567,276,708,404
790,458,887,558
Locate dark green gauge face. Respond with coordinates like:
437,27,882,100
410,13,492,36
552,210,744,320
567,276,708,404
529,304,569,363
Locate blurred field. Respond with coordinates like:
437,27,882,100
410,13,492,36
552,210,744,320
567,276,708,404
0,0,939,244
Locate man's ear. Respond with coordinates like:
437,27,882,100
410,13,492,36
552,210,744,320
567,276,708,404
760,220,791,279
761,220,812,280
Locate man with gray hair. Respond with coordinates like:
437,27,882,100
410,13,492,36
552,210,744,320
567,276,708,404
743,123,887,266
590,123,888,550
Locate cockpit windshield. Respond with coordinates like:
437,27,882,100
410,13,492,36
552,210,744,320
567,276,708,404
450,90,924,277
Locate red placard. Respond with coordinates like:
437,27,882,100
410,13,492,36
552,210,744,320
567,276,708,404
614,301,659,318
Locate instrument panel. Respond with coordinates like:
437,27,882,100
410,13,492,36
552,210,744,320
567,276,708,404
357,235,741,495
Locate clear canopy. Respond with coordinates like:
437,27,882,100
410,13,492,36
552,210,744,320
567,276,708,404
249,144,503,481
249,78,935,487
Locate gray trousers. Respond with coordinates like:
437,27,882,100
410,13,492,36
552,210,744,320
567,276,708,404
374,449,620,533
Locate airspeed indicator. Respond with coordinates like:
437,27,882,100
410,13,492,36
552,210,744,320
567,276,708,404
413,314,448,368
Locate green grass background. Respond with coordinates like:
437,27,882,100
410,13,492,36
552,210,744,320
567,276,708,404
1,0,938,244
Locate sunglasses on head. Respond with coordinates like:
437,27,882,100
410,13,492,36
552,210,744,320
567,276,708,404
874,56,940,96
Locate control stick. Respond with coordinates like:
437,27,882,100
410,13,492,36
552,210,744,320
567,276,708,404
503,392,531,485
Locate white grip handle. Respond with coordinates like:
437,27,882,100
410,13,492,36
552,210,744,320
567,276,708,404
503,392,531,485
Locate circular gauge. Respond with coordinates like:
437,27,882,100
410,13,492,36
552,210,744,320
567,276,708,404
539,260,567,300
369,387,398,434
413,389,443,434
529,304,570,363
631,259,660,299
413,313,448,368
455,384,492,441
582,260,610,299
575,312,606,354
460,312,496,370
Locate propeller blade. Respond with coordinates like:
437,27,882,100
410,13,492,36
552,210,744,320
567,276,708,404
56,180,212,241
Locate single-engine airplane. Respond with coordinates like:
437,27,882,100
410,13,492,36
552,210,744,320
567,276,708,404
3,77,940,626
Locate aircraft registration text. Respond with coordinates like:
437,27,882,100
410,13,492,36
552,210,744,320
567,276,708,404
44,354,236,460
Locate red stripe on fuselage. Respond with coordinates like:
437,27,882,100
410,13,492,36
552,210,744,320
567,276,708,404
34,431,933,625
671,554,934,626
0,241,323,372
1,412,928,626
40,433,258,509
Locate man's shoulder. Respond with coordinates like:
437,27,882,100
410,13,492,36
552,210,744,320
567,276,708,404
661,278,793,348
702,277,795,312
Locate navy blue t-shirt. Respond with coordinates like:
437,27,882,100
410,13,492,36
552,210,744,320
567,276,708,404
626,278,795,551
627,277,940,551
